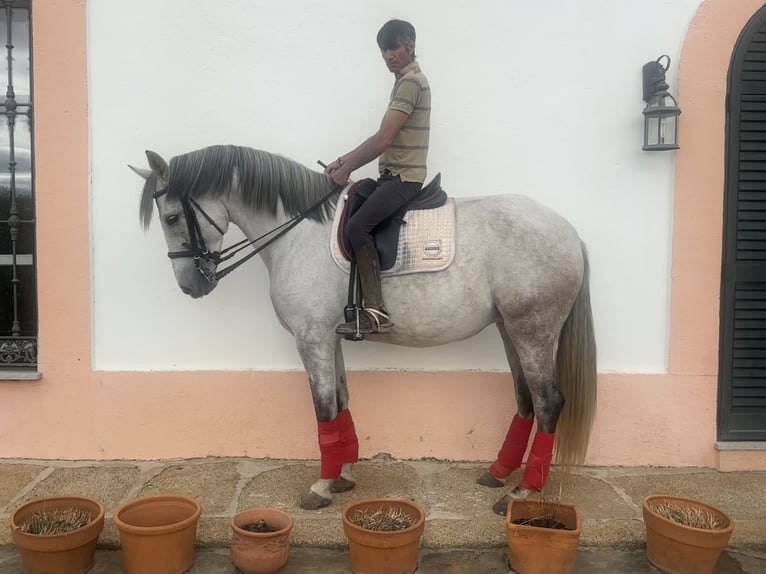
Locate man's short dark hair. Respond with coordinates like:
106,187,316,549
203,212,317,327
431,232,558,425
377,19,416,51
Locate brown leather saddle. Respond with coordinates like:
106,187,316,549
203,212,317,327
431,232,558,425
337,173,447,270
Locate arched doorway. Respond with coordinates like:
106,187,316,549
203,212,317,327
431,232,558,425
719,3,766,441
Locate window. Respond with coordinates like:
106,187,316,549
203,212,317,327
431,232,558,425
0,1,36,373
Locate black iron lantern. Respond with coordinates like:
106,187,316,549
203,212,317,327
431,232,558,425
642,55,681,151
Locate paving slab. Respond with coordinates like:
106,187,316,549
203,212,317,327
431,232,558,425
0,464,45,512
20,465,142,512
611,469,766,520
611,468,766,547
138,461,240,514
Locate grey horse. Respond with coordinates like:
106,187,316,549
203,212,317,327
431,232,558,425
131,145,597,514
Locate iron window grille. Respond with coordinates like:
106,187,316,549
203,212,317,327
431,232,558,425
0,0,36,371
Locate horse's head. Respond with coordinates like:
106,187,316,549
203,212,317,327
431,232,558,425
130,150,229,299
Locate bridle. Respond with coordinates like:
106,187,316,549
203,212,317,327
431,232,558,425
153,184,340,285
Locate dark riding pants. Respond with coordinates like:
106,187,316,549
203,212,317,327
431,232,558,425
345,173,422,254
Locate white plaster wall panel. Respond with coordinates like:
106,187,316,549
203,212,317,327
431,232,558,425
89,0,703,371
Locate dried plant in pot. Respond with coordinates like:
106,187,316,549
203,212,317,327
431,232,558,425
230,507,294,574
113,494,201,574
505,497,581,574
10,495,105,574
642,494,734,574
341,498,426,574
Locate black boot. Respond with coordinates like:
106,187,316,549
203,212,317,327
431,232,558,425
336,245,393,335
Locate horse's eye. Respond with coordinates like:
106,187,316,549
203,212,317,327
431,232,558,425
165,214,180,225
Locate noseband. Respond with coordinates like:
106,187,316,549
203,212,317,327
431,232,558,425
154,187,224,285
153,184,339,285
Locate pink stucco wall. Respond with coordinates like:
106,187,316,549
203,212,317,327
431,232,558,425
0,0,763,470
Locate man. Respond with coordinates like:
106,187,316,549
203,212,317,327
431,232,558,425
326,19,431,336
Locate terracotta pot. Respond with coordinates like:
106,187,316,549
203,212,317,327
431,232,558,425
10,495,105,574
505,498,581,574
114,494,201,574
230,507,293,574
341,498,426,574
643,494,734,574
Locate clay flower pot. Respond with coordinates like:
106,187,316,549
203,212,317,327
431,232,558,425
10,495,105,574
643,494,734,574
114,494,201,574
341,498,426,574
505,498,581,574
230,507,293,574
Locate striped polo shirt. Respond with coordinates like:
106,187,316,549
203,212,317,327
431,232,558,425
379,61,430,183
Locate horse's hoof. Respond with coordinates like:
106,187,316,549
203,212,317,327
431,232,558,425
477,471,505,488
330,477,356,493
300,491,332,510
509,485,533,499
492,495,511,516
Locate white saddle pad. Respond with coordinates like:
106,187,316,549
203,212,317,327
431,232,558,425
330,187,456,277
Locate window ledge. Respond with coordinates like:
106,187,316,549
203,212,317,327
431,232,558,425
715,441,766,451
0,369,41,381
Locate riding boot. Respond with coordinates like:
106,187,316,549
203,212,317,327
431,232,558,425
336,245,393,335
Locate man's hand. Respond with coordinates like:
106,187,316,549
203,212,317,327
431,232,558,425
324,108,408,186
325,158,352,186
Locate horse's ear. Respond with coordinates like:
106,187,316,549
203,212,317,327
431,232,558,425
145,150,169,181
128,164,152,180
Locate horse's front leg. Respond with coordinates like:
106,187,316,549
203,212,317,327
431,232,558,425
329,341,357,494
296,334,360,510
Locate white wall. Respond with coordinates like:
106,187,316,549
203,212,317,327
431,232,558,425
89,0,703,372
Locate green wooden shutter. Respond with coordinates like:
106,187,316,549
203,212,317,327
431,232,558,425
720,10,766,440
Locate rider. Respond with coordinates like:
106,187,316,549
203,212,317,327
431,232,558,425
325,19,431,336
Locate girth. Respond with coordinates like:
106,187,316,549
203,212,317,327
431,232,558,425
337,173,446,270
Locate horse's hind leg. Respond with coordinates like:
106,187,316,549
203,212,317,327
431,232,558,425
478,323,535,489
515,345,562,494
479,325,536,509
489,326,563,515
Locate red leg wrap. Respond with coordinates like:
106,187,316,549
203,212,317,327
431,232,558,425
336,408,359,464
489,415,534,479
318,409,359,479
520,432,555,491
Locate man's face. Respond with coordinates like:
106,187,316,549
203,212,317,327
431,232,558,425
381,41,414,74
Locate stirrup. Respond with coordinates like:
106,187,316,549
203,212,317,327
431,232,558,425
335,307,392,338
362,307,392,333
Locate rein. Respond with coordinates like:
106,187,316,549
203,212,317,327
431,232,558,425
153,184,340,284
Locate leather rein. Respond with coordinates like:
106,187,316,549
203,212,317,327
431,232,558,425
153,184,340,285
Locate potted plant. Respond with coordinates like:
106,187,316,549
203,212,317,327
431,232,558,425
10,495,105,574
505,497,581,574
642,494,734,574
113,494,201,574
230,507,293,574
341,498,426,574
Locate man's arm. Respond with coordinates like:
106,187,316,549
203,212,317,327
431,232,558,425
326,109,409,185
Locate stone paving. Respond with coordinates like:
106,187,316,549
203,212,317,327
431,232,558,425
1,458,765,572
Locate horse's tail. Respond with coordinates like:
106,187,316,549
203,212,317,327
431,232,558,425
554,241,597,468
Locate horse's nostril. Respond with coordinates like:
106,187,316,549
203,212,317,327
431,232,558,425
180,285,192,295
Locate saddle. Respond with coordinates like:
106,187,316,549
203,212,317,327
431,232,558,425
337,173,447,270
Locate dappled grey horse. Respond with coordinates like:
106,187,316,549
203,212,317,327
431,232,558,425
131,145,597,514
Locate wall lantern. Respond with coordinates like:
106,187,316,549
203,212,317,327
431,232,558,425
642,55,681,151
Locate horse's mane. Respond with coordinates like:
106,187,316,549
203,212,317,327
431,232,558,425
140,145,338,229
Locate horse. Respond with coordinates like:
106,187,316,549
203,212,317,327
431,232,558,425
130,144,597,514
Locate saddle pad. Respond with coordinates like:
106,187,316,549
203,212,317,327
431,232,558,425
330,188,456,277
